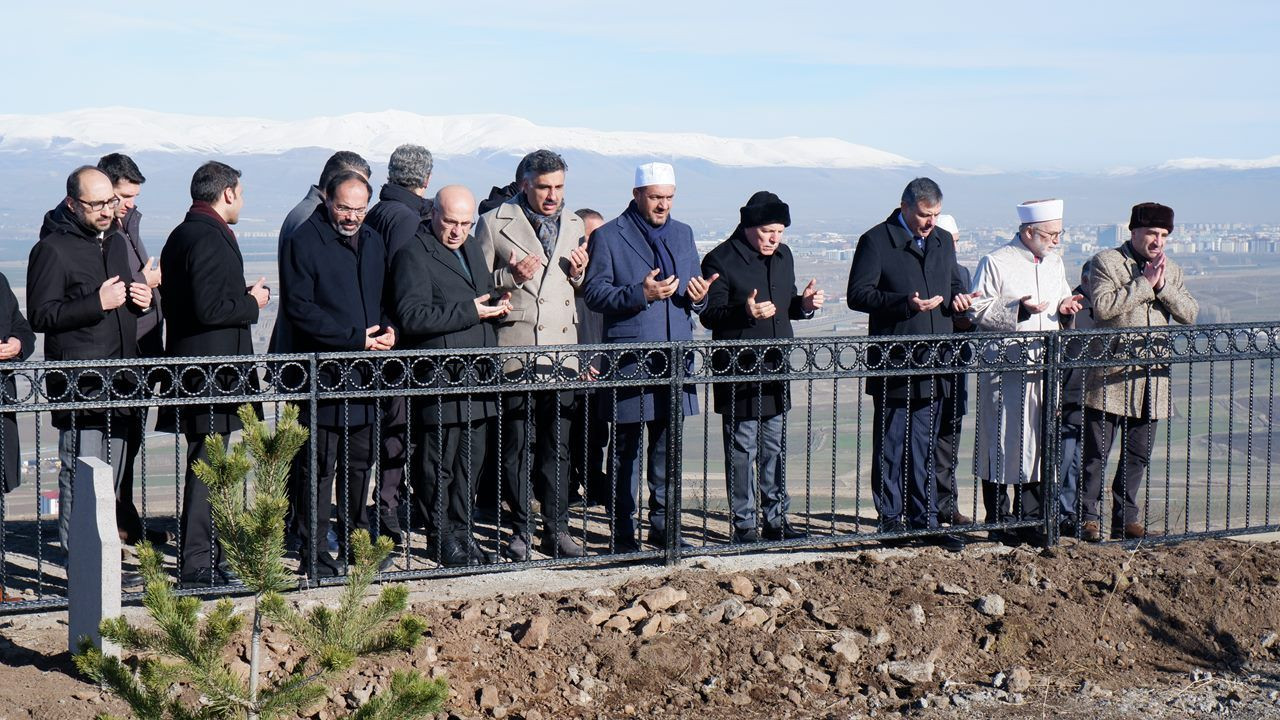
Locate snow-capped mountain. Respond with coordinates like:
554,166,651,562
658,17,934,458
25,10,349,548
0,107,917,170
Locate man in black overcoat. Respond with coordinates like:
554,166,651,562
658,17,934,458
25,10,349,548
388,185,512,567
160,161,270,587
846,178,970,544
28,166,152,552
700,191,824,543
278,171,396,577
0,271,36,496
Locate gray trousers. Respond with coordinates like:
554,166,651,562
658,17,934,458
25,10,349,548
57,426,129,552
722,413,789,532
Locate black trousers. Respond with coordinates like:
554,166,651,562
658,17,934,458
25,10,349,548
179,433,230,579
569,390,611,504
411,419,488,540
291,423,375,563
981,480,1043,524
115,412,146,543
934,392,964,521
502,390,573,535
613,416,672,539
375,396,408,537
1081,408,1157,526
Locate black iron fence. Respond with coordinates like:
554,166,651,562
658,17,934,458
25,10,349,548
1,322,1278,613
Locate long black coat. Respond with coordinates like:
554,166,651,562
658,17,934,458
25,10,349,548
0,271,35,492
846,209,965,401
389,226,499,426
278,207,388,426
160,208,262,435
700,232,809,418
365,183,432,263
28,203,141,429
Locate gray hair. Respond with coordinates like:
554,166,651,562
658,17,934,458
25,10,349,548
518,149,568,182
901,177,943,207
388,144,433,189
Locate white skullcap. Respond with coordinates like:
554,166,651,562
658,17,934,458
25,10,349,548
935,214,959,238
634,162,676,188
1017,199,1064,224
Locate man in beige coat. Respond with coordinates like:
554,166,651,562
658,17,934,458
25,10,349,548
476,149,590,560
1079,202,1197,541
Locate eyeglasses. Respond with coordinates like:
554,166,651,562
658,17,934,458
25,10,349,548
1033,228,1064,242
75,196,121,212
332,204,368,218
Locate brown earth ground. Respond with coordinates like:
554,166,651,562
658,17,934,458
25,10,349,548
2,537,1280,720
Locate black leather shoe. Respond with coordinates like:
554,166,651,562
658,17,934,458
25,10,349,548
731,527,760,544
612,536,641,554
464,536,496,564
300,553,342,579
646,532,693,550
920,533,966,552
762,523,807,541
179,567,231,589
434,537,477,568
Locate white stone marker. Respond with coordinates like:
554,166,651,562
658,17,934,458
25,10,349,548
67,456,121,656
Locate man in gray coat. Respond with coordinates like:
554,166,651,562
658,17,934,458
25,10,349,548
475,150,589,560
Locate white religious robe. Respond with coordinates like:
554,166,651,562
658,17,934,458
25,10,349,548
968,238,1073,485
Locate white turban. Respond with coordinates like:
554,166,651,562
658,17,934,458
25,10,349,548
1016,199,1064,224
634,162,676,188
935,214,959,238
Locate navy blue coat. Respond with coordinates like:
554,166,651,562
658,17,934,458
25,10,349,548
582,209,701,423
278,207,388,427
846,209,965,401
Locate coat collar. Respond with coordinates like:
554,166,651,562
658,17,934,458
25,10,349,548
422,227,477,288
884,208,938,259
377,183,430,216
492,198,544,259
616,209,659,265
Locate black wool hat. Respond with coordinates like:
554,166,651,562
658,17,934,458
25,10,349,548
739,191,791,228
1128,202,1174,232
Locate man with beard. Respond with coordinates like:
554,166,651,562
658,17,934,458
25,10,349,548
845,178,968,548
390,185,512,567
364,144,434,547
583,162,716,552
97,153,169,548
28,166,152,554
279,171,396,577
161,161,269,587
968,199,1082,545
476,149,589,560
1080,202,1197,541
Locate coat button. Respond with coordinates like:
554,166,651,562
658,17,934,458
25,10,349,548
538,324,545,331
564,299,570,305
538,298,545,304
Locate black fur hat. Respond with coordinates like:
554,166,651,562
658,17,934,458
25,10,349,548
739,191,791,228
1128,202,1174,232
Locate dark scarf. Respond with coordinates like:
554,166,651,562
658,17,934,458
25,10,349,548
189,201,235,239
625,201,677,280
517,193,561,257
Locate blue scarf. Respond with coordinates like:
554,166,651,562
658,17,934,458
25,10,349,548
625,201,677,280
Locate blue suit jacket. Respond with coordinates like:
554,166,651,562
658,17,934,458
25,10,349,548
583,210,701,422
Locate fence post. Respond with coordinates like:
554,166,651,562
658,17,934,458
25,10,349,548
1041,332,1062,547
665,342,686,566
67,456,121,656
306,353,319,584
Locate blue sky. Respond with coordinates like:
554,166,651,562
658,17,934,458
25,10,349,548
6,1,1277,171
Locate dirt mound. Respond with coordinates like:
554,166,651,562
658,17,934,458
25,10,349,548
3,538,1280,719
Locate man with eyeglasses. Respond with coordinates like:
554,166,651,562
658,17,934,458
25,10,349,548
28,166,153,554
278,171,396,578
967,199,1083,545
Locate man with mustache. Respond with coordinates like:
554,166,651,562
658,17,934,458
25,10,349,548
475,149,589,561
1079,202,1197,541
278,171,396,577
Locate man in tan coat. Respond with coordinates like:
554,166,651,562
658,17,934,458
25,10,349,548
1079,202,1197,541
476,149,590,560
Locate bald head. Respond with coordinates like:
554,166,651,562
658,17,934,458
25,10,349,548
431,185,477,250
65,167,116,233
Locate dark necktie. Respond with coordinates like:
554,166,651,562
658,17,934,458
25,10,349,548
453,248,473,284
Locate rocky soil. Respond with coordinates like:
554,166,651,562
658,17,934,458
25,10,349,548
3,538,1280,719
